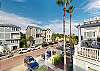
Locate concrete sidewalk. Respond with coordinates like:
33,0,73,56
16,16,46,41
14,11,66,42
45,60,63,71
37,56,63,71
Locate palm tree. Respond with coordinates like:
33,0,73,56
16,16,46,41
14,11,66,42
56,0,73,71
66,5,74,36
66,5,74,47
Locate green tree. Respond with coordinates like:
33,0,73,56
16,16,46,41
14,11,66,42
51,33,56,42
20,33,27,48
27,36,34,48
69,35,78,48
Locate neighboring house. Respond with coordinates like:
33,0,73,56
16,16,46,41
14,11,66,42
73,18,100,71
26,25,43,47
0,24,21,52
42,29,52,43
81,23,100,41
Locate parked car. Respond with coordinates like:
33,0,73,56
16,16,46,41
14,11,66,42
24,56,39,70
24,56,36,64
28,61,39,70
31,45,35,48
35,47,40,50
18,48,28,54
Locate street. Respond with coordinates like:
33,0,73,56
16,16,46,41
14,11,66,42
0,48,46,71
0,44,58,71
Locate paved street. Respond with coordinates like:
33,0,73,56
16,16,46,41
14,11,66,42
0,44,58,71
0,48,46,71
7,57,43,71
8,64,26,71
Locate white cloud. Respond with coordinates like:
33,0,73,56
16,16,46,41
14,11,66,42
83,0,100,16
13,0,26,2
43,20,78,35
0,10,42,33
0,11,79,35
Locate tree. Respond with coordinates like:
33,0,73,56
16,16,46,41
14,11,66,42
51,33,56,42
56,0,73,71
20,33,27,48
70,35,78,48
66,6,75,48
27,36,34,48
66,5,74,36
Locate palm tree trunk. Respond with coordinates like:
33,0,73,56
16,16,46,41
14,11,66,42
69,14,72,47
70,14,72,37
63,3,67,71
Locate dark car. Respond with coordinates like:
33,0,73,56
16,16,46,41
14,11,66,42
24,56,39,71
28,61,39,70
24,56,36,65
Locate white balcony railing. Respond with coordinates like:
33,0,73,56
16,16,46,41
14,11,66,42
77,47,100,61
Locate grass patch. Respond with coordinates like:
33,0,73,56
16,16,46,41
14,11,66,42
36,65,48,71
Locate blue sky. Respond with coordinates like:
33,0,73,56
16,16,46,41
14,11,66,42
0,0,100,34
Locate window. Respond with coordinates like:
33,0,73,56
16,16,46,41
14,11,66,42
84,32,86,38
49,35,50,38
87,32,91,37
93,32,95,37
36,34,40,37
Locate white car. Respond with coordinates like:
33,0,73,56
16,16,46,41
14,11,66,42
18,48,28,54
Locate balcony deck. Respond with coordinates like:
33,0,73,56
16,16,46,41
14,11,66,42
77,47,100,61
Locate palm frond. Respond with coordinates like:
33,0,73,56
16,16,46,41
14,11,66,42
69,5,75,13
56,0,64,6
66,9,70,13
66,0,73,6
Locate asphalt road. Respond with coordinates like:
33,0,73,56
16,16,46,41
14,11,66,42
0,44,57,71
0,48,46,71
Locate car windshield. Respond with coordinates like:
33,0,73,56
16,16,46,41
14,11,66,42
29,57,35,62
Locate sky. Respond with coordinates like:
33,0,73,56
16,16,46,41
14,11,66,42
0,0,100,34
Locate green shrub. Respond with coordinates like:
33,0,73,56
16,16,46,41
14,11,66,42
52,54,63,65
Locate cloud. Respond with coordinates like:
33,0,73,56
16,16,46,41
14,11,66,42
13,0,26,2
0,10,42,33
0,11,79,35
43,20,78,35
83,0,100,16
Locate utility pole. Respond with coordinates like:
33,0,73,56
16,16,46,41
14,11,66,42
63,1,67,71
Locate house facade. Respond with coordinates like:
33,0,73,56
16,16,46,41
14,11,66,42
42,28,52,43
0,24,21,52
26,25,43,47
73,18,100,71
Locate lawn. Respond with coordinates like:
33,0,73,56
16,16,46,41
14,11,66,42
36,65,48,71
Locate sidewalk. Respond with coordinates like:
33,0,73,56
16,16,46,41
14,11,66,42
37,56,63,71
45,60,63,71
